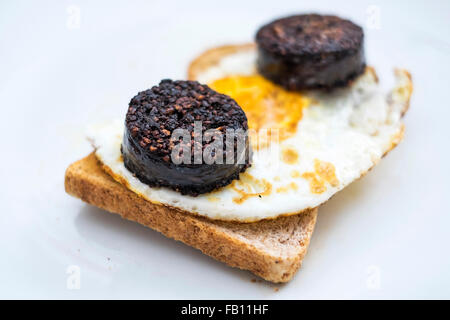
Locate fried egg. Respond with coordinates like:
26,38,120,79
88,45,412,222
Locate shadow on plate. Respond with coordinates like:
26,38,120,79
75,204,279,289
307,168,377,259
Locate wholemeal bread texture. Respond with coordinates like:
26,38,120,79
65,153,318,283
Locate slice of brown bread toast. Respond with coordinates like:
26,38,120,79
65,44,411,284
65,153,318,283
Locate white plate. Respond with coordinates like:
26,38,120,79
1,0,449,299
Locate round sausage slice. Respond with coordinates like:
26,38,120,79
122,79,251,196
256,14,366,90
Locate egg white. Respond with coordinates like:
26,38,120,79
88,49,411,222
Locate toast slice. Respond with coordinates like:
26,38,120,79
66,44,411,283
65,153,318,283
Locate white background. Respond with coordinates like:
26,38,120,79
1,0,449,299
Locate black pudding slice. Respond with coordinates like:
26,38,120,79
256,14,366,90
122,79,251,196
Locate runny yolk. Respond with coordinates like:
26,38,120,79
209,75,309,149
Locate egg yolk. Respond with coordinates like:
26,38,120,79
209,75,309,149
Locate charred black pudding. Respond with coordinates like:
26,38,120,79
256,14,366,90
122,79,251,196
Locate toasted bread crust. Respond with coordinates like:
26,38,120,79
187,43,256,80
65,153,318,283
